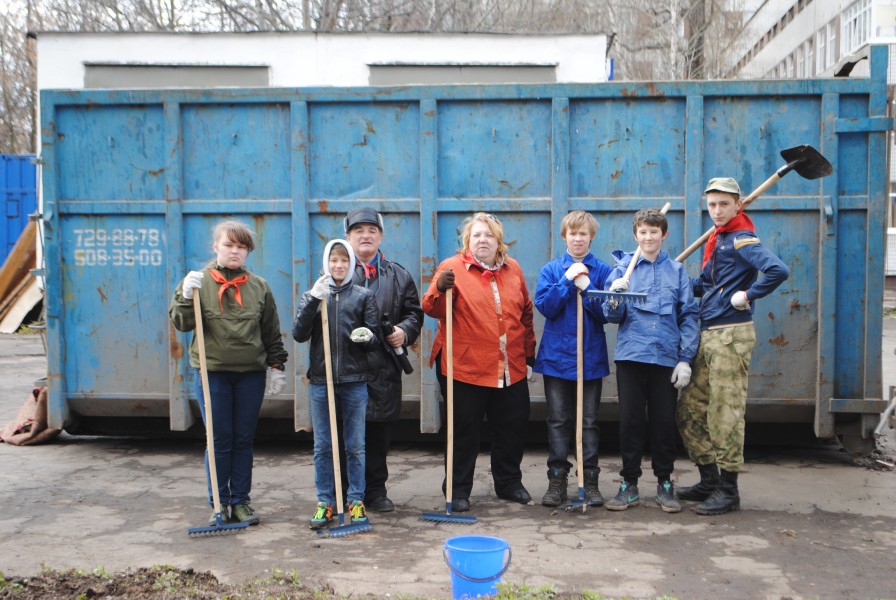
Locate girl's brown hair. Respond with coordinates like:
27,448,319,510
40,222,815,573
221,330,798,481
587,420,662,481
213,220,256,252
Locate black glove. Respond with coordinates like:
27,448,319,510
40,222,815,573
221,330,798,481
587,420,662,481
437,269,455,293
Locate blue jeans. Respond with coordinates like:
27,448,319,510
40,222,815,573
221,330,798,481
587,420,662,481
310,381,368,505
543,374,602,472
195,369,265,507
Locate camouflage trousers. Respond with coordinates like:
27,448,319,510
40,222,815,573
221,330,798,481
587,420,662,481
677,323,755,472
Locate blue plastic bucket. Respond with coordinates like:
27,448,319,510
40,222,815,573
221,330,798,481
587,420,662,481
443,535,512,599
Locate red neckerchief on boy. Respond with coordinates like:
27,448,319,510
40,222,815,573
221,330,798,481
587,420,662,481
702,212,755,268
461,250,503,286
208,269,249,313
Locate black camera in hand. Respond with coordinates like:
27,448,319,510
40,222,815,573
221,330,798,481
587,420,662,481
381,315,414,374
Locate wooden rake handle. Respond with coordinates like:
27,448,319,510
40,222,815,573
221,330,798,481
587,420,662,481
193,293,225,517
445,287,455,507
575,291,584,489
321,298,346,519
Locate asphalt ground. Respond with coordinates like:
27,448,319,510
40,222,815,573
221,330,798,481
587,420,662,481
0,324,894,599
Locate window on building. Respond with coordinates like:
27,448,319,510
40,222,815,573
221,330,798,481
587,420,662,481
842,0,872,56
786,55,794,78
806,39,814,76
84,64,270,88
796,45,805,77
817,29,827,72
828,21,838,65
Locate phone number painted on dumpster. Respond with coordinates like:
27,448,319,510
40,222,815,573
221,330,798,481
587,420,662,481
72,228,163,267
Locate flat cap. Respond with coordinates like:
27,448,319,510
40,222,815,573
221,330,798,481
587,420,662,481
704,177,741,196
344,207,384,233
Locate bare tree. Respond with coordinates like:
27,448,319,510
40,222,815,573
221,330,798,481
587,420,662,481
0,0,752,154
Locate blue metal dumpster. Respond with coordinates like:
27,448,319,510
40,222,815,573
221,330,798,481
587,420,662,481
1,155,38,265
39,46,893,453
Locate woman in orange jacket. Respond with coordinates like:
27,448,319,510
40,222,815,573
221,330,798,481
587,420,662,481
422,212,536,511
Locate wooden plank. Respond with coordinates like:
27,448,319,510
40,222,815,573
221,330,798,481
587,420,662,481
0,276,41,334
0,220,36,302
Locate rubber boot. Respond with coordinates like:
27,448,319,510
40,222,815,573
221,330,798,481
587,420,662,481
541,468,568,507
676,463,720,502
583,468,604,507
696,469,740,515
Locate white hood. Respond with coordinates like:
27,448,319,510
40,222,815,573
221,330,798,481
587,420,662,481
321,239,356,278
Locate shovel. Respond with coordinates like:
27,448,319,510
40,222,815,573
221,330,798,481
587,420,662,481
188,293,250,537
676,145,833,262
588,202,672,306
422,288,477,524
317,298,372,538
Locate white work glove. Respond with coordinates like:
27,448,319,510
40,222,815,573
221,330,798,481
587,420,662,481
564,265,590,291
350,327,374,344
182,270,203,300
731,290,750,311
266,368,287,395
564,263,588,281
609,278,629,293
671,362,692,390
527,366,536,382
309,275,331,300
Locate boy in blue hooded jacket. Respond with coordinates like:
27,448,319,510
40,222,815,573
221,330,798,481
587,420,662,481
534,210,613,507
603,208,699,513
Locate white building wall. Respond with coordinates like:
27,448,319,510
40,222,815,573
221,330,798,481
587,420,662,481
36,31,608,90
736,0,896,79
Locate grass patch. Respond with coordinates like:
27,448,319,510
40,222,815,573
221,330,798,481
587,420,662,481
0,565,681,599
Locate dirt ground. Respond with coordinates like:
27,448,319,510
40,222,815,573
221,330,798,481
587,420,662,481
1,330,895,600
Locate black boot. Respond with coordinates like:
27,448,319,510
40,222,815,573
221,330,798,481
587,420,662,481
677,463,720,502
583,468,604,507
541,467,568,507
696,469,740,515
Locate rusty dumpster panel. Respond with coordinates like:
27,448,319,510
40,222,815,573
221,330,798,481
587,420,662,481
40,47,892,451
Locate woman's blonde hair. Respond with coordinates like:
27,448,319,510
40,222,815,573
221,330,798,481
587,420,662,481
560,210,598,239
213,220,256,252
459,212,508,263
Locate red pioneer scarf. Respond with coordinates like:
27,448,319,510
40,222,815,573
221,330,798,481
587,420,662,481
702,213,755,268
208,269,249,313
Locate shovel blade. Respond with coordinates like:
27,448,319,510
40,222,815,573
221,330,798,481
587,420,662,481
780,145,833,180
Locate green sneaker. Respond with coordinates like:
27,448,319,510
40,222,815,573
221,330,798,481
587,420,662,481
309,502,333,530
606,481,640,511
232,501,260,525
656,481,682,514
348,500,368,524
208,505,231,526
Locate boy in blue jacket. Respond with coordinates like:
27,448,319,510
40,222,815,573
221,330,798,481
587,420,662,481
603,208,699,513
676,177,789,516
534,210,613,507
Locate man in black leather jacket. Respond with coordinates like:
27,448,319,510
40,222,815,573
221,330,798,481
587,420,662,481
345,207,423,512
